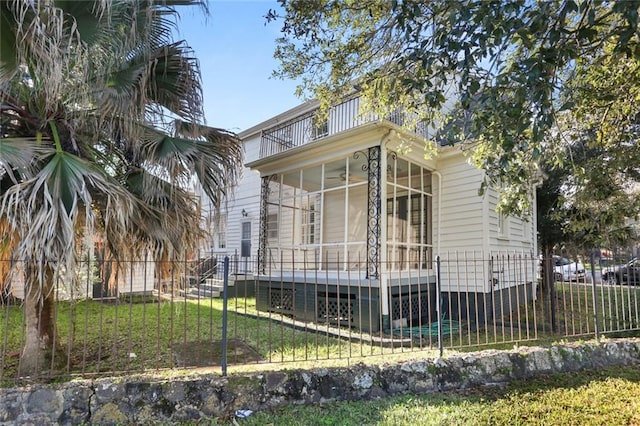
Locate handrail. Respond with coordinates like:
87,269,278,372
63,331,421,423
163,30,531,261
259,96,432,158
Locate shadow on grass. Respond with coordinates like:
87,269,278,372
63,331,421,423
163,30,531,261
172,338,263,367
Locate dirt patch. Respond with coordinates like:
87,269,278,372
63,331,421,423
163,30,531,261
173,339,263,367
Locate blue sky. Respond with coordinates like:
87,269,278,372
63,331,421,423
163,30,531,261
177,1,302,133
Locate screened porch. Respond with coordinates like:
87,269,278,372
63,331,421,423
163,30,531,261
257,147,434,280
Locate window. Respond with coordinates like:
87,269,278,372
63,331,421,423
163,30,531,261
386,156,433,270
267,213,278,239
241,221,251,258
498,214,509,238
301,203,317,244
262,153,367,272
217,215,227,249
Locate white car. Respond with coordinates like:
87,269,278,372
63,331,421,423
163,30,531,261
552,256,586,282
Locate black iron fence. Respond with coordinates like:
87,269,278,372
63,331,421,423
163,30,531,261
1,250,639,383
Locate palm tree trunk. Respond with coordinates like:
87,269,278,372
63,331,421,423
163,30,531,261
20,264,62,377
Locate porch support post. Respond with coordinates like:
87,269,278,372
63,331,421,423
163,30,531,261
366,146,381,279
258,175,272,275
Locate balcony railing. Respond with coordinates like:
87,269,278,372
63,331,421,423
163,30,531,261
259,96,432,159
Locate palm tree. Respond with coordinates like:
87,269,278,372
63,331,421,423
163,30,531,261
0,0,242,376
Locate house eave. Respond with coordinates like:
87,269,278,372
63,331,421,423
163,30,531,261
437,140,475,160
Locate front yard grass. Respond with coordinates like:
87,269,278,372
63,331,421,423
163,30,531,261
1,296,418,380
2,282,640,381
241,364,640,425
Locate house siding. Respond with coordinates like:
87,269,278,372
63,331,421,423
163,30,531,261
437,154,485,253
210,136,262,262
9,255,155,300
433,153,486,292
485,187,534,254
432,151,534,293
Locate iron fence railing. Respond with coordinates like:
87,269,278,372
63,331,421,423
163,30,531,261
1,250,639,383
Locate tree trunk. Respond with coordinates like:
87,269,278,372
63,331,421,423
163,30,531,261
20,265,63,377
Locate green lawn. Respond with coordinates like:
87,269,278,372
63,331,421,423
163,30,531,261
3,296,640,425
2,283,640,381
239,364,640,425
0,296,400,380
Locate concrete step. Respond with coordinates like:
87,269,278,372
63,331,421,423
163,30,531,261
195,288,221,298
198,282,224,293
203,278,234,287
182,288,221,299
178,276,243,300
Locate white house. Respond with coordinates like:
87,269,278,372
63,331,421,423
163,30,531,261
204,95,538,332
5,234,157,301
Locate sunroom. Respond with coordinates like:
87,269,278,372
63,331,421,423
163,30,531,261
246,97,440,333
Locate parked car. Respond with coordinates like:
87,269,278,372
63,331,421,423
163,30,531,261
602,257,640,285
552,256,586,282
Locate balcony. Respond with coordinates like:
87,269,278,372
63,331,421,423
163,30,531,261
259,96,432,159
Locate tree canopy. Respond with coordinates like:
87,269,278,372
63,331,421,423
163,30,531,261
268,0,640,248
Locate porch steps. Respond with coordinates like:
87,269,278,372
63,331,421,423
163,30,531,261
182,278,234,299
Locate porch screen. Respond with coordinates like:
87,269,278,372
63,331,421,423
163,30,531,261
262,151,433,273
263,153,368,272
387,157,433,270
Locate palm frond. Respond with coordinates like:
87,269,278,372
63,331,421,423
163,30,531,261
54,0,104,46
131,121,241,202
145,42,203,120
0,150,138,272
0,0,228,375
175,120,243,204
1,0,234,284
123,169,203,252
99,41,203,127
7,1,77,112
0,137,51,182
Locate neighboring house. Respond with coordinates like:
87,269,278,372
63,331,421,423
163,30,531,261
6,239,156,301
204,95,537,332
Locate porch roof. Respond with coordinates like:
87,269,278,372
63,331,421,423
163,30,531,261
245,121,391,174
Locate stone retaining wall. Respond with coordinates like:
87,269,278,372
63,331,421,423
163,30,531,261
2,339,640,425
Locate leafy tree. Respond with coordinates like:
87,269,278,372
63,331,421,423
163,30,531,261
267,0,640,247
556,44,640,248
0,0,242,376
536,143,637,253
